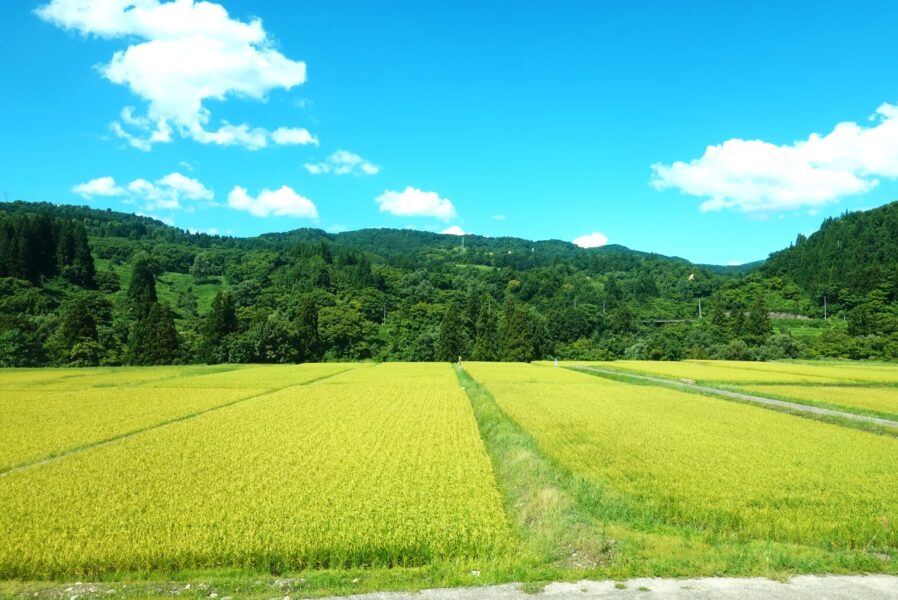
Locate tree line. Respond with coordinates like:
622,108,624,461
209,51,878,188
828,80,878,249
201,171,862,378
1,200,896,366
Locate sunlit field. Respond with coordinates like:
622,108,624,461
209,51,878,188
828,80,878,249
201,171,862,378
1,360,896,589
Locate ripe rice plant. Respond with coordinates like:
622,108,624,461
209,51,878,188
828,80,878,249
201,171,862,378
694,360,898,384
0,364,357,473
556,360,844,383
136,363,358,389
464,362,898,551
0,365,211,391
0,387,262,472
742,384,898,420
0,363,510,578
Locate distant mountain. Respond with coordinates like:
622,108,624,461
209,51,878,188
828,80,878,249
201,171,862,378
3,198,895,367
0,200,753,270
262,226,704,267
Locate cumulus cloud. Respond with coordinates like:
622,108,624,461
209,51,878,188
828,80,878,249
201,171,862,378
491,214,507,221
72,176,124,198
441,225,465,236
72,172,213,210
651,103,898,213
572,232,609,248
272,127,319,146
228,185,318,218
36,0,311,150
376,187,456,220
304,150,379,175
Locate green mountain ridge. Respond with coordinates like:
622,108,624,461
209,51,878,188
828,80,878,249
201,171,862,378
1,199,896,366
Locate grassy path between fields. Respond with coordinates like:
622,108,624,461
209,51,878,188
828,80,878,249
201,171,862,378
570,365,898,436
0,368,354,478
454,366,616,572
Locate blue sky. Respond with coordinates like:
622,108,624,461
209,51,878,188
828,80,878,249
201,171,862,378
3,1,898,265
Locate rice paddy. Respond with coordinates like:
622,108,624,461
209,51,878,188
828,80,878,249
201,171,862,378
1,359,896,589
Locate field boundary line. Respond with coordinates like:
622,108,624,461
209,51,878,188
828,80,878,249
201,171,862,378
0,367,354,478
569,366,898,430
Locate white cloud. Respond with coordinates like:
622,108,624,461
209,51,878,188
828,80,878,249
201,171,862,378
376,186,456,220
651,103,898,213
37,0,309,150
227,185,318,218
272,127,319,146
72,176,124,198
304,150,379,175
156,172,214,201
572,232,609,248
188,121,269,150
491,214,506,221
441,225,465,236
72,171,213,211
188,226,220,235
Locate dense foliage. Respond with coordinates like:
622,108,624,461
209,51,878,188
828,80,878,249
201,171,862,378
764,202,898,346
1,199,897,366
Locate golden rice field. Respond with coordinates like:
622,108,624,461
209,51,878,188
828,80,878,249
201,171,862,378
0,387,259,472
464,362,898,549
558,359,898,384
1,359,897,584
0,363,355,473
0,363,510,578
742,384,898,420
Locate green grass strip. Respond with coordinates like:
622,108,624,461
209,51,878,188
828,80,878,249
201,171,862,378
455,365,619,572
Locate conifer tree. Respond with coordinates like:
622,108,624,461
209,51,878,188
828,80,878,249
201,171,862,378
499,297,534,361
61,295,98,348
127,254,158,317
130,302,179,365
472,294,499,361
436,302,467,361
201,291,237,363
66,222,96,288
296,294,321,362
745,295,772,341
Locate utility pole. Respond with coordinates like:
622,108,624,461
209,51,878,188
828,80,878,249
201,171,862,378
698,297,703,319
824,296,828,320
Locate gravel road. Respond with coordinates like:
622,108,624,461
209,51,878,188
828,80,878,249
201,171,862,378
317,576,898,599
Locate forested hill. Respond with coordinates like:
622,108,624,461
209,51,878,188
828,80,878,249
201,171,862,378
763,201,898,299
1,200,896,366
